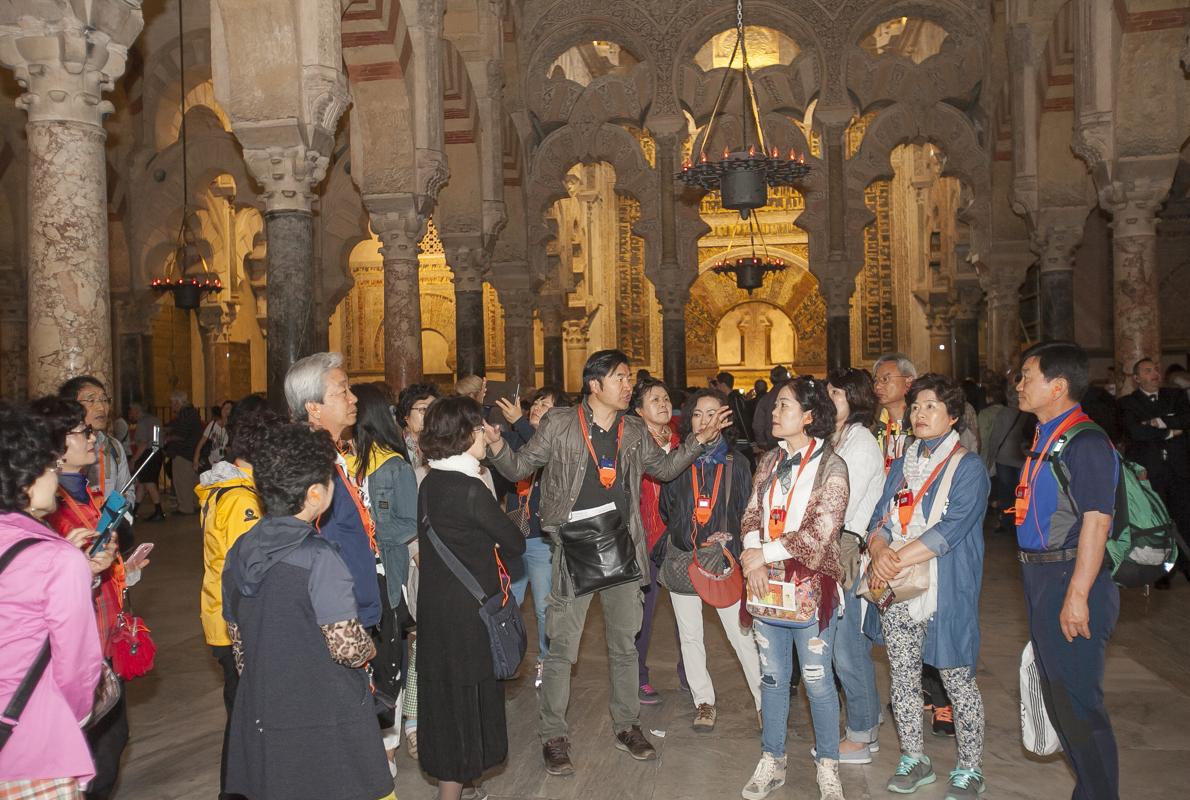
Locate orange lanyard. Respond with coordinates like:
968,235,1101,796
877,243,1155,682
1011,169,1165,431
897,441,962,535
334,464,378,553
689,462,724,529
578,410,624,489
97,445,106,493
765,439,816,540
1011,410,1089,525
883,418,903,473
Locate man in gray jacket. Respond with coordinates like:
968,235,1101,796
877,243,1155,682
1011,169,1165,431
484,350,731,776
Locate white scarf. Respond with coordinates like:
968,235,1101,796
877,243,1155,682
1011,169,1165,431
428,453,483,478
896,429,960,622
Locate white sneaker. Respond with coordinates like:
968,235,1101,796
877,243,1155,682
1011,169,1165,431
742,753,787,800
817,758,845,800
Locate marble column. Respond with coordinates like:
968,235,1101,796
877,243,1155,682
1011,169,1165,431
368,199,428,390
540,299,565,389
925,309,954,375
262,210,315,401
1035,218,1083,342
501,288,536,388
952,285,983,382
0,11,142,396
1106,188,1165,384
444,241,487,378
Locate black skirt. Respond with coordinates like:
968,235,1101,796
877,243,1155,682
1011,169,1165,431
417,675,508,783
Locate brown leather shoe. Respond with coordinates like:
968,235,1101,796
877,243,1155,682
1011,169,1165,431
542,736,575,776
614,725,657,760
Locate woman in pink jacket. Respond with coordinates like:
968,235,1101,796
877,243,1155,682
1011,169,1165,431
0,403,106,798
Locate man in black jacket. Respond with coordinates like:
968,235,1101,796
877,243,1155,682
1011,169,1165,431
1120,357,1190,587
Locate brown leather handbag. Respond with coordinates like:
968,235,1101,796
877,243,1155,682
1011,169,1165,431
687,454,745,608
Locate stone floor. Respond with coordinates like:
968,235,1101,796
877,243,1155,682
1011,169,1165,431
115,515,1190,800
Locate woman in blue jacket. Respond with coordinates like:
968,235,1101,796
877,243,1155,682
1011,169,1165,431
863,373,990,800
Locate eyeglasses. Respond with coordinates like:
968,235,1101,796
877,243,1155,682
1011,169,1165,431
78,394,110,406
874,374,911,385
68,425,96,439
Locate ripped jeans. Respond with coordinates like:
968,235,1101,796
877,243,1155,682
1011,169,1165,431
755,615,840,761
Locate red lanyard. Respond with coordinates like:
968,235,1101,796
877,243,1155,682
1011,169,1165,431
577,409,624,489
57,486,100,527
766,439,816,540
689,462,724,528
897,441,962,535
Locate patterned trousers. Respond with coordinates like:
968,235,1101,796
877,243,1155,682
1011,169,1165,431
881,603,985,771
0,779,82,800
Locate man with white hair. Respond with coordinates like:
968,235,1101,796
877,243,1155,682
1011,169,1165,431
284,352,381,629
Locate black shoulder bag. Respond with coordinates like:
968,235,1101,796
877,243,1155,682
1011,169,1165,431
420,512,526,680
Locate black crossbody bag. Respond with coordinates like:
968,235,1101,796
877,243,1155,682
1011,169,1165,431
420,511,526,680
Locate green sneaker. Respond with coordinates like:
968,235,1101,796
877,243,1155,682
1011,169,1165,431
944,768,986,799
887,754,936,794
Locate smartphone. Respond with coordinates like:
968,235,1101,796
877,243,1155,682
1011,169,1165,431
125,542,154,569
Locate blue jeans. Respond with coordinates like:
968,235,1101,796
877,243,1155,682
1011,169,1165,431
833,586,881,743
755,615,841,761
510,535,552,660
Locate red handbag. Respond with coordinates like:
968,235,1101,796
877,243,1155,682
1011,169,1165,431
687,454,744,608
109,594,156,680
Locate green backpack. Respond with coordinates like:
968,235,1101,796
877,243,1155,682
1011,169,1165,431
1049,421,1184,587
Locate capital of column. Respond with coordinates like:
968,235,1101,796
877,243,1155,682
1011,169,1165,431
443,237,489,293
367,194,429,263
952,282,984,322
976,240,1033,301
1033,210,1086,275
244,144,332,213
197,302,238,345
0,6,142,127
538,294,564,334
562,319,589,348
654,277,690,321
1100,174,1173,239
817,266,858,318
499,289,535,329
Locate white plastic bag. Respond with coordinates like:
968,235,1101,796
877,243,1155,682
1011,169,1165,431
1020,641,1062,756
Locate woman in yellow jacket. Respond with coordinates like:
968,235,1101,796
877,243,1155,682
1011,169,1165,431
195,396,279,799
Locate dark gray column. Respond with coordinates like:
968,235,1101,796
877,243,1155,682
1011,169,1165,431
826,315,851,371
1039,268,1074,342
264,209,316,407
540,302,564,389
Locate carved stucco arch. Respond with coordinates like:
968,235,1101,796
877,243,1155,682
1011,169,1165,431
141,26,217,151
526,123,659,269
672,0,824,123
844,101,991,255
529,63,656,132
686,246,824,371
128,110,260,288
524,19,657,90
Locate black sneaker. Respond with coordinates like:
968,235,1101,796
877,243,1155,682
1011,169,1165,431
932,705,956,737
542,736,574,776
614,726,657,760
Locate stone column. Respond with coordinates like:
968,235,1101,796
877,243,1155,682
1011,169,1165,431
1034,210,1085,342
1102,178,1169,384
820,268,855,371
539,298,565,389
367,197,428,390
0,278,27,400
198,304,238,409
925,308,954,376
443,240,488,378
562,319,589,394
0,9,142,396
952,284,983,382
500,287,536,388
654,132,688,388
976,242,1033,373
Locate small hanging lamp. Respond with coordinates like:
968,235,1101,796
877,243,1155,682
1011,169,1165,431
709,211,787,294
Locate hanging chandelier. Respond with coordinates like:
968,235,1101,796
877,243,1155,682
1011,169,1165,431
710,210,787,294
677,0,810,219
149,6,222,312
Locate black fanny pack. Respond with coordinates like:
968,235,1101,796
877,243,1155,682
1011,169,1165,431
557,509,641,596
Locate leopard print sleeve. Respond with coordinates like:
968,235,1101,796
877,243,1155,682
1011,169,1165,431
319,619,376,668
228,622,244,674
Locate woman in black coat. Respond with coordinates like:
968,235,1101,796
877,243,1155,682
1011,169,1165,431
416,396,526,800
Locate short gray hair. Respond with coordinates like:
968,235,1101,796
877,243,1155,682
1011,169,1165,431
873,353,917,379
285,352,345,421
